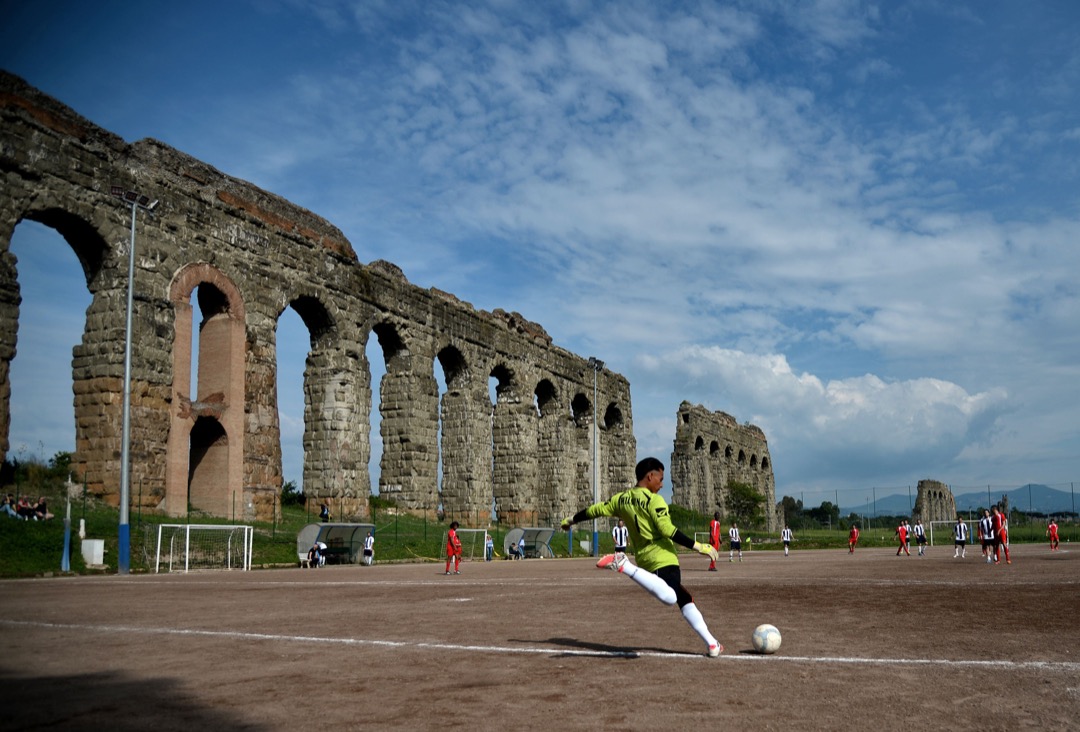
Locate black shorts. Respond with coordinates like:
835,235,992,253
916,536,926,545
655,564,692,608
730,541,741,551
954,539,967,546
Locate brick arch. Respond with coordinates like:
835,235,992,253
165,263,246,516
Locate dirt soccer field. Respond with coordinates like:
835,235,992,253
2,543,1078,731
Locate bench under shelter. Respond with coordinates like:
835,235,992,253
503,527,557,559
297,523,375,566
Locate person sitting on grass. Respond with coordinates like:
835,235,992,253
16,495,37,520
1,493,18,519
33,497,54,521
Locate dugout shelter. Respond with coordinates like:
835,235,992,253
297,523,375,565
503,527,556,559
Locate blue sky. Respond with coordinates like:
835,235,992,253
2,0,1079,509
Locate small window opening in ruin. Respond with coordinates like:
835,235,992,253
535,380,556,418
603,403,622,429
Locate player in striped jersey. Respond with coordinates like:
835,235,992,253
978,509,995,564
912,520,927,556
728,523,743,562
953,516,969,558
781,525,793,556
561,457,724,658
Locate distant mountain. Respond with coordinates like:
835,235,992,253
840,483,1076,517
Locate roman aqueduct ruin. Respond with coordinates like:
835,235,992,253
1,72,637,525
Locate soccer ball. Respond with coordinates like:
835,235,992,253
751,623,782,654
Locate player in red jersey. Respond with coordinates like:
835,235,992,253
445,521,462,575
708,512,722,571
1047,520,1060,551
895,520,910,556
992,505,1011,564
848,524,859,553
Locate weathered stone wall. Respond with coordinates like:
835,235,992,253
670,401,777,531
913,479,957,523
0,72,635,525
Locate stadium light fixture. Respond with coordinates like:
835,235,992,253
588,356,604,557
110,186,158,574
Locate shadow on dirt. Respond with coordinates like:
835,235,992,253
0,667,264,731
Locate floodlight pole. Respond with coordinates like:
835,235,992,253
111,187,158,574
588,356,604,557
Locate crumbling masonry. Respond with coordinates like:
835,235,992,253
0,72,635,525
912,479,957,523
669,402,777,531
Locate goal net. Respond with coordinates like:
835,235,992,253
154,524,253,573
444,528,489,561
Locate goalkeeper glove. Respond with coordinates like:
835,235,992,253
560,517,574,531
693,541,719,562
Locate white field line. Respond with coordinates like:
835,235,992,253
4,619,1079,673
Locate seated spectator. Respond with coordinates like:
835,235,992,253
1,493,18,518
34,497,54,521
16,495,37,520
307,543,320,568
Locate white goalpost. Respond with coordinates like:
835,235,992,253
155,524,253,573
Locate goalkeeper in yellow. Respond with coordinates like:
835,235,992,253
561,457,723,657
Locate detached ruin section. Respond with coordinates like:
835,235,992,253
670,401,777,530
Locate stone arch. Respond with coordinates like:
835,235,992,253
166,263,246,516
0,207,107,479
710,440,721,456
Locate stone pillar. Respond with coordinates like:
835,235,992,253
491,389,538,526
303,346,368,518
0,248,19,461
440,380,492,521
378,367,439,512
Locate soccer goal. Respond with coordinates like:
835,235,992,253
154,524,253,573
444,528,490,561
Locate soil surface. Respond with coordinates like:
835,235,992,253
2,542,1078,730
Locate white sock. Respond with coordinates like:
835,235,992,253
622,563,677,605
681,602,718,648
